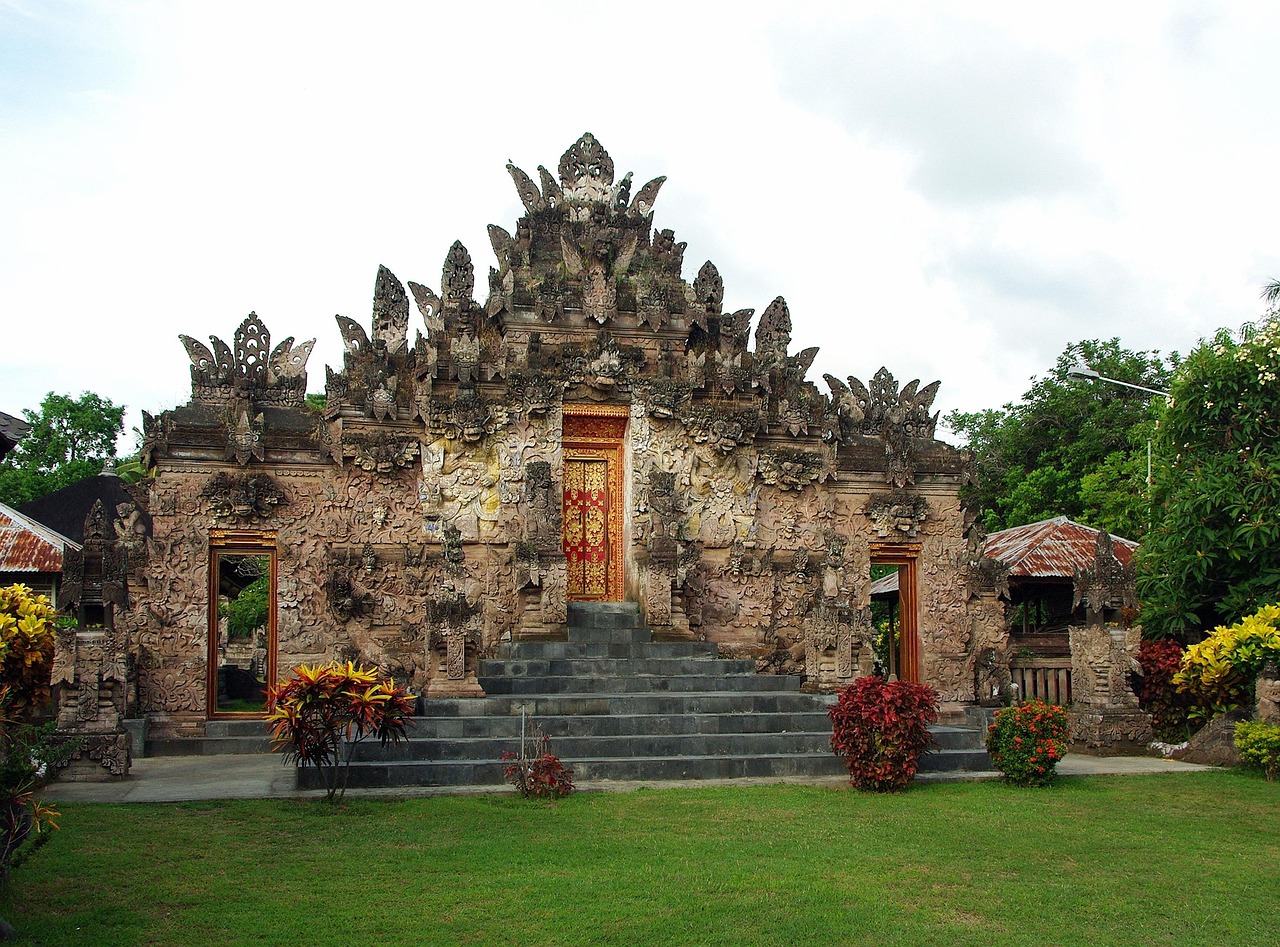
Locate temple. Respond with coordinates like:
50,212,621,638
90,134,1020,754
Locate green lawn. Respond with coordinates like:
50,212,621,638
2,771,1276,945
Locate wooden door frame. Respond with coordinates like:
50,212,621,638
207,529,278,718
870,542,920,683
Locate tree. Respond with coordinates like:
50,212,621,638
1137,315,1280,639
0,392,124,507
945,339,1175,538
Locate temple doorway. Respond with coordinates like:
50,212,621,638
207,531,277,716
561,407,627,602
870,546,920,683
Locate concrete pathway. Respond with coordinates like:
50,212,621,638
48,752,1218,804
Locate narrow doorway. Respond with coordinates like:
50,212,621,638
869,547,920,683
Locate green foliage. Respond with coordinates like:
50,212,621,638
0,391,125,506
1172,603,1280,718
984,700,1069,787
1138,317,1280,638
1234,720,1280,781
946,339,1173,537
267,661,415,802
219,575,270,642
828,676,939,792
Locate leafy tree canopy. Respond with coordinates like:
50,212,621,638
1137,314,1280,640
0,392,124,507
945,339,1175,538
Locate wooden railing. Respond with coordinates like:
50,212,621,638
1009,656,1072,705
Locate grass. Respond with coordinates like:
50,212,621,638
1,771,1276,945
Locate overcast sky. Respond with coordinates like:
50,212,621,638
3,1,1278,450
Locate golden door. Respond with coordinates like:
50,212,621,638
562,457,610,599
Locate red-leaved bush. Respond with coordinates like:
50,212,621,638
828,676,939,792
1134,639,1196,739
502,734,574,799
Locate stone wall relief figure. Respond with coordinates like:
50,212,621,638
521,460,562,552
424,437,503,543
681,444,758,548
226,410,266,465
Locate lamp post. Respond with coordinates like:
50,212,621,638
1066,363,1171,491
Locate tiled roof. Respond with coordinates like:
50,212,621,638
0,502,78,573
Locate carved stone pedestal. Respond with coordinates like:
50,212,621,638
51,626,132,782
1068,623,1152,749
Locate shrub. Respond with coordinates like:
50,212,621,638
0,586,62,886
1174,603,1280,719
828,676,939,792
0,585,57,716
1234,720,1280,781
502,733,574,799
1135,639,1197,739
267,661,415,801
985,700,1069,787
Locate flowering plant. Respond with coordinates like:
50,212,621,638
0,585,57,715
985,700,1068,787
828,676,939,792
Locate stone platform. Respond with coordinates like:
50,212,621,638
292,602,992,790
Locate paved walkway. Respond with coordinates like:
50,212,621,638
48,752,1218,804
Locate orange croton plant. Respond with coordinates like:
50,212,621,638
267,661,415,801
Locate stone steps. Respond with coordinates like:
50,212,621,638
297,602,993,789
147,719,276,757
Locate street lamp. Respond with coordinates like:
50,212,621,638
1066,363,1171,494
1066,364,1171,399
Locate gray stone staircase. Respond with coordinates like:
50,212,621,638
298,602,992,790
146,719,276,757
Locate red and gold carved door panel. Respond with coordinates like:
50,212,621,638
563,457,610,599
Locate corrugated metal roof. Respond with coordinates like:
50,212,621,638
983,516,1137,579
869,516,1138,596
0,502,78,573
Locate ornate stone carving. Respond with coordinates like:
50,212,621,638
864,492,930,539
757,448,834,491
226,410,265,465
341,431,420,475
825,368,940,486
1073,531,1139,615
201,473,288,523
1257,663,1280,725
51,625,131,780
1068,622,1152,747
180,313,313,406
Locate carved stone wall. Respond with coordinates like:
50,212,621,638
130,135,1006,733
